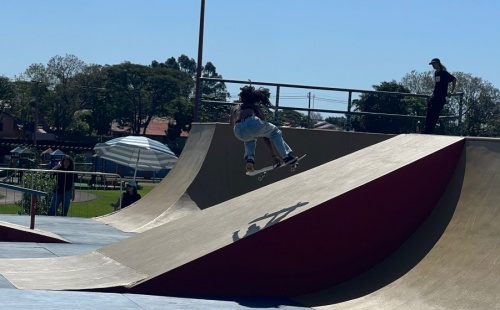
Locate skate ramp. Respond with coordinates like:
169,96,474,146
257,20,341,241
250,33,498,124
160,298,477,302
294,137,500,309
0,134,464,296
0,221,69,243
96,123,392,233
94,123,217,233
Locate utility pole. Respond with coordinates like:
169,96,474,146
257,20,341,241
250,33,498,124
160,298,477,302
32,81,41,147
193,0,205,122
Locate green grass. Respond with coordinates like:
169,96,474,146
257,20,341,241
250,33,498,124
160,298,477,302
0,185,155,218
0,205,20,214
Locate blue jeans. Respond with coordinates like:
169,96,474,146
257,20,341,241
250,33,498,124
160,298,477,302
234,116,292,160
48,190,72,216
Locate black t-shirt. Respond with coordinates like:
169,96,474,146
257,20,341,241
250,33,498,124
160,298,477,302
433,70,455,99
54,168,76,194
121,192,141,208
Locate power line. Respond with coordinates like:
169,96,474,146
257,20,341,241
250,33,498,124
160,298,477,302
313,96,348,104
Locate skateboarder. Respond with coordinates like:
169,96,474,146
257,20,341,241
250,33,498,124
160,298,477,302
230,85,297,172
423,58,457,134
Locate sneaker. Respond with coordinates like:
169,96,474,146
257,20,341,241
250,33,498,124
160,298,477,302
246,158,255,172
283,154,298,165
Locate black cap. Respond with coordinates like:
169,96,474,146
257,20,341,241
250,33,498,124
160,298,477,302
429,58,441,65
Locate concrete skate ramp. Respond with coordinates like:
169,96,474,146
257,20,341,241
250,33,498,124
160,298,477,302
0,134,463,295
94,123,217,233
96,123,392,233
0,221,69,243
294,137,500,309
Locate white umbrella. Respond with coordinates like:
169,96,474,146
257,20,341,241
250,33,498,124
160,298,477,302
93,136,178,180
10,147,23,154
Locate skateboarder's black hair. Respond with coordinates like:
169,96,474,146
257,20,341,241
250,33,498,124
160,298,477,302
239,85,272,107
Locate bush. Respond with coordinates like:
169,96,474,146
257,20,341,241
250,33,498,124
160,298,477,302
15,172,55,215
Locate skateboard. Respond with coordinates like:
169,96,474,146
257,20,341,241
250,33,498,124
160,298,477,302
246,154,307,181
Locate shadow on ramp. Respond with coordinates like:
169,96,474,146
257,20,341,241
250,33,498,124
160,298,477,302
232,202,309,241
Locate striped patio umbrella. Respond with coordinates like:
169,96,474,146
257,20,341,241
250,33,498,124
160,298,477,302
93,136,178,180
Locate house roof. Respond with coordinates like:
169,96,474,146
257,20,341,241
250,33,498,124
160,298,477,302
313,121,342,130
0,110,16,119
10,146,23,153
111,117,169,136
145,117,169,136
50,149,65,156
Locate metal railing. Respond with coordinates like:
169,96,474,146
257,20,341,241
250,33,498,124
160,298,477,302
0,167,123,229
200,77,465,131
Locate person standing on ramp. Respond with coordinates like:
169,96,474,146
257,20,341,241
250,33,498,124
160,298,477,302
423,58,457,134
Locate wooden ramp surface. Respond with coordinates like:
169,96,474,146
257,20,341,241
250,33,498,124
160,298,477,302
95,123,392,233
295,138,500,310
0,134,464,299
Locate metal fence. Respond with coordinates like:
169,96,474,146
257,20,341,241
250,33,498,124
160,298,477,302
200,77,464,131
0,167,123,228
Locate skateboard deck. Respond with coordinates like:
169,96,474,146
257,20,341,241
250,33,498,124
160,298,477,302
246,154,307,181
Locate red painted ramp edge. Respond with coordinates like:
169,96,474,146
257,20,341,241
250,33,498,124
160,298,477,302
131,139,464,298
0,221,69,243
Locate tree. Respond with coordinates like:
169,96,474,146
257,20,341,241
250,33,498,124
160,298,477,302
71,64,112,137
10,53,228,143
151,57,181,71
310,112,324,121
105,62,153,135
278,109,307,127
201,62,230,99
22,54,87,133
400,70,434,96
324,116,347,129
6,80,33,133
166,96,194,153
151,55,231,123
199,62,231,122
0,76,14,103
351,81,418,134
164,57,180,70
177,54,197,78
0,76,16,132
105,62,193,135
143,66,193,134
453,73,499,136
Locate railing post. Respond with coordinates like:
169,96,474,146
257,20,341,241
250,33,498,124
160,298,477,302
30,194,37,229
458,93,464,134
307,92,312,128
346,91,353,131
275,85,280,123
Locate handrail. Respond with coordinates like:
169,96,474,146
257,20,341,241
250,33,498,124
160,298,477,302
0,168,123,229
201,77,434,98
200,77,464,130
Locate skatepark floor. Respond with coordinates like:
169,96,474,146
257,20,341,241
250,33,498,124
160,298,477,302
0,214,309,310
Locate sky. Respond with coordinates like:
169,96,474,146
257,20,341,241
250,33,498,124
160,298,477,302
1,0,499,115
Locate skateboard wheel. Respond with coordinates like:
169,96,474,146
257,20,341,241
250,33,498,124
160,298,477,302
258,172,266,181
